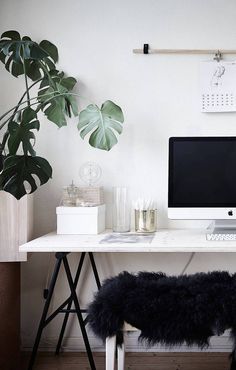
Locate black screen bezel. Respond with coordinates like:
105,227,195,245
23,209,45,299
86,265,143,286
168,136,236,208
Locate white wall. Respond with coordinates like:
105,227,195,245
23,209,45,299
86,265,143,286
1,0,236,351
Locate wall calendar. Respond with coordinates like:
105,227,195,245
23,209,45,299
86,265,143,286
200,61,236,112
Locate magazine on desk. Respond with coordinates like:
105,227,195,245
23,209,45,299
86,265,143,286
100,233,155,244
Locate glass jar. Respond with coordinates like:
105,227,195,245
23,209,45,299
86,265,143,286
61,181,78,206
112,187,130,232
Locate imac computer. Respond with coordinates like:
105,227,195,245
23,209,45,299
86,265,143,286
168,137,236,239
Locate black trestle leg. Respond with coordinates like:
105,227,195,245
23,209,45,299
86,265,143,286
55,252,86,355
63,256,96,370
56,252,101,354
28,256,62,370
89,252,101,289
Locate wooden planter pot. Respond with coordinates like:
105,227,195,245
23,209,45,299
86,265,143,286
0,191,33,370
0,191,33,262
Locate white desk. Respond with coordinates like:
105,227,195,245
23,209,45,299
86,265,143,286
20,228,236,253
21,228,236,370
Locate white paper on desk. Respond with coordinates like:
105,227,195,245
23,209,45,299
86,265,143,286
100,233,155,244
200,61,236,112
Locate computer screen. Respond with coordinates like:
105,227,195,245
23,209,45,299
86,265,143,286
168,137,236,207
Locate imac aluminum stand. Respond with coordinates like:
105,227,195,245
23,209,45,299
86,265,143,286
206,220,236,240
208,220,236,233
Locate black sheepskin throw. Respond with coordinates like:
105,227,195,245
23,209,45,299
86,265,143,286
88,271,236,370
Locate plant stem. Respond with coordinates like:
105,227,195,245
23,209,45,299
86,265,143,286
10,78,43,120
2,75,62,123
0,92,80,130
0,91,59,123
22,47,30,107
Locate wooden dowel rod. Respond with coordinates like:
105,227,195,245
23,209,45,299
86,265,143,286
133,48,236,55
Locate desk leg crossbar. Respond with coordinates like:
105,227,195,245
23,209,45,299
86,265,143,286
28,252,101,370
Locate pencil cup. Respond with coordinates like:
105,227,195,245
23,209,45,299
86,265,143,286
135,209,157,233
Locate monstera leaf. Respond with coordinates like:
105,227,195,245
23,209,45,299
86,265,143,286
0,30,58,79
78,100,124,151
24,39,58,81
0,155,52,199
39,78,78,127
8,107,39,156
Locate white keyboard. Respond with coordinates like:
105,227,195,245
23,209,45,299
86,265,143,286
207,233,236,241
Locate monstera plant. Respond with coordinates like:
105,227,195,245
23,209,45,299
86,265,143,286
0,30,124,199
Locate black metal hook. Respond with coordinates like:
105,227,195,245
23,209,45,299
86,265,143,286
143,44,149,54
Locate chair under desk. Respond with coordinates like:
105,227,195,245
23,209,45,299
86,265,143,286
19,229,236,370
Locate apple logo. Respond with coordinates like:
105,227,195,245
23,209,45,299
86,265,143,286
228,210,233,216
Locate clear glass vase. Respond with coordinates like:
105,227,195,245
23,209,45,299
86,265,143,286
112,187,130,232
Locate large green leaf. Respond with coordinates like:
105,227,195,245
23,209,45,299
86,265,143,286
78,100,124,151
23,40,58,81
42,86,67,127
7,107,39,156
0,30,58,79
0,155,52,199
39,77,78,127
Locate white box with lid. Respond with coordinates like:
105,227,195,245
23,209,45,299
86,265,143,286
56,205,105,234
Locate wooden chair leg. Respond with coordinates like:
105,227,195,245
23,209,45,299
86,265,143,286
106,335,116,370
117,336,125,370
